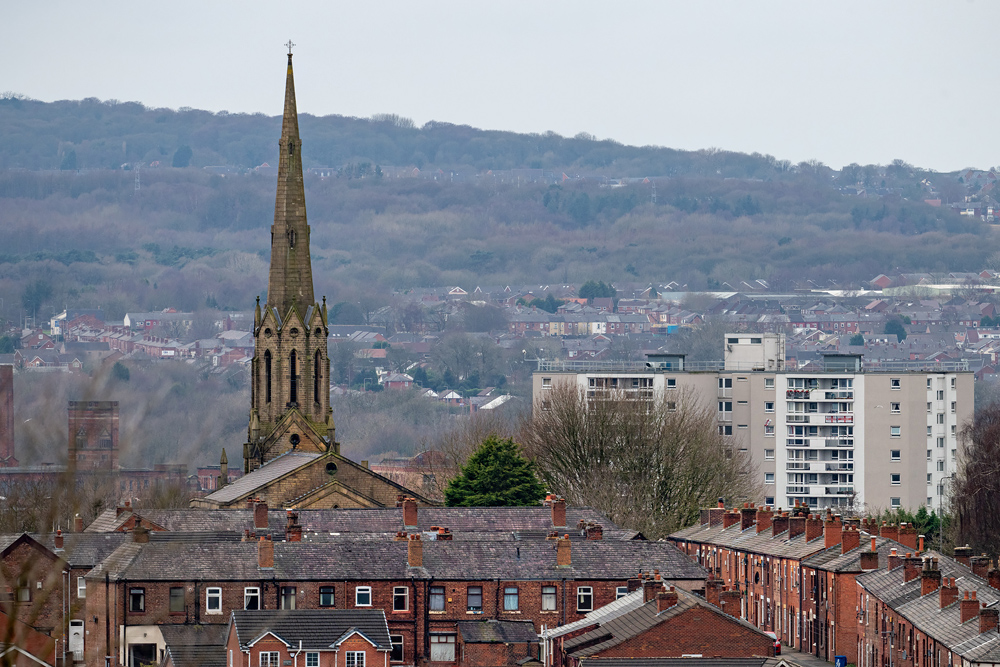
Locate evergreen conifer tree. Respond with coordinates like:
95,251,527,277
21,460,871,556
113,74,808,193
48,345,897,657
444,435,546,507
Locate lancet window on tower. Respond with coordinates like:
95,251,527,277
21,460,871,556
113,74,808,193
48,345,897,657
314,351,322,405
289,350,298,405
264,351,272,403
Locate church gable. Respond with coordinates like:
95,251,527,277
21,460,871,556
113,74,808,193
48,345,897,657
259,409,328,462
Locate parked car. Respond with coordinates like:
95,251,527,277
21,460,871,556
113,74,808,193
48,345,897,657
764,631,781,655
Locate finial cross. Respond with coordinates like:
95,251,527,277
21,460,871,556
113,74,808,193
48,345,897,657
285,40,295,55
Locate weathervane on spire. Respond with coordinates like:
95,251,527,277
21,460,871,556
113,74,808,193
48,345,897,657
285,40,295,55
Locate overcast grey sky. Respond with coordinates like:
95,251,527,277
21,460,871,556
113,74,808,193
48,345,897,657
4,1,997,172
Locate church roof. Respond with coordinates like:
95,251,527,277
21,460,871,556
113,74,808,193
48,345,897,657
202,451,321,504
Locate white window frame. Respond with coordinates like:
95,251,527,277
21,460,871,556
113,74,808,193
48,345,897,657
577,586,593,612
430,635,456,662
765,473,775,485
504,587,519,611
77,577,86,599
393,586,408,611
890,426,901,437
356,586,372,607
890,378,901,390
244,587,260,610
890,450,901,462
260,652,280,667
616,586,628,599
764,401,774,413
764,449,775,460
890,473,901,486
306,653,319,667
345,652,365,667
206,587,222,614
891,497,901,508
764,378,775,389
390,635,404,662
890,402,901,414
542,586,557,611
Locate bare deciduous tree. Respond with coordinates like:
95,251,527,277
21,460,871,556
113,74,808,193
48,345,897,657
953,404,1000,559
518,384,759,539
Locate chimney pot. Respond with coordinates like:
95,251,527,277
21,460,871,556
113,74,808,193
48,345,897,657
54,530,64,550
961,590,981,623
656,589,679,612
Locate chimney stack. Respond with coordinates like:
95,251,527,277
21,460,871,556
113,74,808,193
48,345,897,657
700,509,710,526
437,527,453,541
643,575,661,603
740,504,756,531
888,548,902,571
788,515,806,539
705,575,722,607
988,565,1000,592
556,535,571,567
258,536,274,569
842,526,861,554
755,506,773,533
903,554,923,582
627,577,642,593
285,510,302,542
953,545,973,567
73,514,84,533
921,558,942,596
584,524,603,540
980,606,999,634
408,534,423,567
939,576,958,609
879,522,899,543
723,510,741,529
772,513,789,537
709,498,726,526
551,496,567,528
860,537,879,571
132,524,149,544
402,497,418,529
805,514,823,542
824,514,843,548
919,535,925,553
254,501,269,530
897,524,918,550
54,530,63,551
961,591,979,623
719,587,741,617
656,587,679,612
971,556,991,579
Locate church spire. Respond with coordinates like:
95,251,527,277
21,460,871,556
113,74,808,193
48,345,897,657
266,45,314,321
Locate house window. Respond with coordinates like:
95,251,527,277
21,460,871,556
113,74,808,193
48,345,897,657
891,497,901,508
764,449,775,460
320,586,335,607
666,378,677,388
77,577,86,599
577,586,593,611
260,652,280,667
764,401,774,412
666,401,677,411
467,586,483,612
765,497,774,506
927,378,933,389
393,586,408,611
355,586,371,607
890,450,901,461
207,587,222,613
170,587,185,613
345,653,365,667
280,586,296,610
928,474,932,484
129,588,144,612
927,449,932,461
542,377,552,388
951,425,956,436
890,426,901,437
719,425,732,436
764,425,774,436
891,473,901,485
616,586,628,599
891,378,901,390
927,402,932,413
765,378,775,389
245,587,260,610
927,426,933,436
306,653,319,667
890,402,901,413
390,635,404,662
951,377,957,389
502,587,519,611
765,473,774,485
542,586,557,611
430,635,456,662
429,586,445,611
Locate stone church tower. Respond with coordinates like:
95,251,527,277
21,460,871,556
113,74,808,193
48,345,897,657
245,49,333,473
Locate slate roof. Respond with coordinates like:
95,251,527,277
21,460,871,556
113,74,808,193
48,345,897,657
85,506,620,535
577,659,786,667
457,619,538,643
801,536,907,572
32,532,128,568
566,586,771,658
202,451,322,504
87,538,705,582
544,590,645,639
669,521,828,560
160,625,228,667
857,551,1000,662
231,609,391,650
